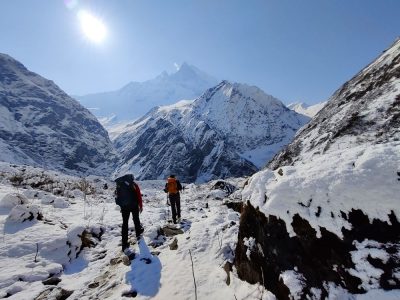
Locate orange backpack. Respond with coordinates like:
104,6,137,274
167,177,178,194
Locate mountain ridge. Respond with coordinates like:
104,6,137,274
0,53,117,176
76,63,218,121
112,80,309,182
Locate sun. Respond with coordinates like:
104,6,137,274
77,10,107,43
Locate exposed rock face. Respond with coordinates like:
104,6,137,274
235,39,400,298
235,202,400,299
113,81,308,182
212,180,237,196
0,53,117,176
114,112,257,183
35,287,73,300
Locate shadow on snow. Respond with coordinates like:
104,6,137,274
125,239,162,297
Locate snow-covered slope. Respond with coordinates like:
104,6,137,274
0,53,117,176
1,162,398,300
112,81,309,182
76,63,218,121
235,39,400,298
287,101,326,118
0,162,280,300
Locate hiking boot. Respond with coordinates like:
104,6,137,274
124,248,134,256
122,243,129,252
137,226,144,237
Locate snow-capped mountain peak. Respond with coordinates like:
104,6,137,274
171,62,216,84
192,81,309,166
112,80,309,182
198,81,283,110
77,63,219,121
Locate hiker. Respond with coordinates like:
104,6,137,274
164,175,183,224
114,174,144,251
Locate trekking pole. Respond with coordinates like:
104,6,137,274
166,194,170,221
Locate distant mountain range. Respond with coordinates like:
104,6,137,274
76,63,219,122
0,55,310,181
0,53,117,176
287,101,326,118
112,81,309,182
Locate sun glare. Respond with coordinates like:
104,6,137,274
78,10,107,43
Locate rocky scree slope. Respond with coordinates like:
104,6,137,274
235,39,400,299
0,54,117,176
112,81,308,183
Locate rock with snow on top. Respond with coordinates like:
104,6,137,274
66,225,85,258
40,193,56,205
52,198,69,208
7,204,42,222
0,193,28,209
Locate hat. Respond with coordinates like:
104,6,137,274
113,172,134,182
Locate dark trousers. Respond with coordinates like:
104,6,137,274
121,208,141,250
169,193,181,223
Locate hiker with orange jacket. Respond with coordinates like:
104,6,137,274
164,175,183,224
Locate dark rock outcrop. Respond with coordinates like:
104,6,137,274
212,180,237,196
42,277,62,286
35,287,73,300
235,202,400,299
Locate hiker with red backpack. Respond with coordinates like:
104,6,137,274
114,174,144,251
164,175,183,224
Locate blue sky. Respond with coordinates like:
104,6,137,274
1,0,399,104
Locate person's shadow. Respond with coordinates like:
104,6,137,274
124,239,162,297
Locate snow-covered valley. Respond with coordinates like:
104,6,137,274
0,163,267,300
1,26,399,300
0,160,399,300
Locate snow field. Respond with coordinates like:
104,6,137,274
0,165,273,299
1,159,398,299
